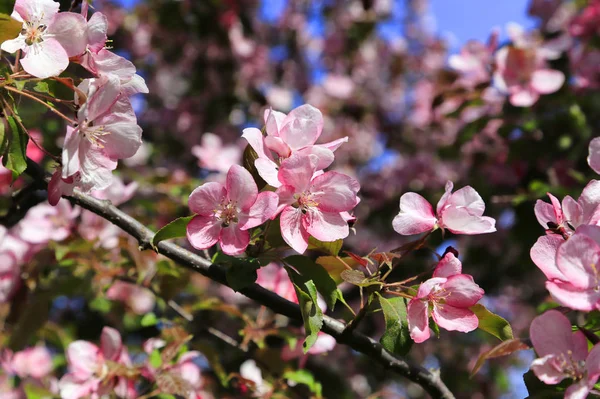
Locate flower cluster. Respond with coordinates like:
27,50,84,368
187,103,360,255
0,0,149,202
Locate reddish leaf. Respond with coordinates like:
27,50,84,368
470,339,530,377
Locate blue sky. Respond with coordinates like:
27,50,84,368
430,0,536,49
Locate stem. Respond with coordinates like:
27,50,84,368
1,97,59,161
3,85,77,125
23,158,456,399
13,50,20,73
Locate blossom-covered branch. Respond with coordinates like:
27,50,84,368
24,157,456,399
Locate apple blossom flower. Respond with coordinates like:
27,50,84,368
10,346,53,379
535,225,600,311
534,180,600,235
407,251,484,343
106,281,155,315
530,310,600,398
59,327,135,399
448,31,498,89
0,226,31,303
0,375,24,399
393,181,496,236
275,153,360,254
242,104,348,187
1,0,87,78
239,360,270,396
186,165,278,255
493,44,565,107
62,76,141,189
191,132,242,174
16,200,79,244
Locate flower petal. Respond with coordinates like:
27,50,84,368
546,280,600,312
101,122,142,160
20,38,69,78
219,225,249,256
280,206,309,254
531,69,565,94
433,252,462,278
279,104,323,150
530,234,566,281
278,153,316,193
49,12,87,57
186,215,221,250
588,138,600,175
255,157,282,188
407,299,430,343
188,182,226,216
431,305,478,333
310,171,360,213
530,354,567,385
1,36,26,53
440,207,496,234
442,275,484,307
242,127,270,159
238,191,279,230
392,193,437,235
100,326,123,361
66,341,99,379
226,165,258,211
303,208,349,242
529,310,584,358
556,232,600,288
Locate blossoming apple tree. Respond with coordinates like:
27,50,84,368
2,0,600,398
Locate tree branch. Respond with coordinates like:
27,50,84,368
24,158,455,399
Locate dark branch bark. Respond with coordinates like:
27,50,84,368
24,158,455,399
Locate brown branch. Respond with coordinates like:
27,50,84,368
24,158,455,399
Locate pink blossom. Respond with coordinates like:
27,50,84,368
536,225,600,311
1,0,87,78
62,76,141,189
242,104,348,187
493,44,565,107
11,346,53,379
281,332,336,366
191,133,242,174
534,180,600,235
186,165,278,255
0,375,24,399
530,310,600,398
256,262,298,303
59,327,135,399
407,252,484,343
106,281,155,314
16,200,79,244
275,153,360,254
393,181,496,236
588,138,600,175
448,32,497,88
0,227,30,303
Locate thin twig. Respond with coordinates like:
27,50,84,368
23,158,456,399
3,85,77,125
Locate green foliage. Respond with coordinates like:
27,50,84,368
152,215,195,248
0,12,21,44
141,312,158,327
340,269,382,287
149,349,163,368
283,369,323,397
284,255,347,310
3,115,28,181
285,266,324,353
470,304,514,341
376,293,412,356
307,236,343,255
212,252,261,292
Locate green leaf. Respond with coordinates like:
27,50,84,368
33,81,54,96
284,255,346,310
0,13,22,46
23,383,54,399
340,269,382,287
0,118,6,156
212,252,260,292
308,237,343,255
149,349,163,368
285,266,323,353
152,216,195,248
283,369,323,397
3,115,28,181
376,293,412,356
89,297,112,313
141,312,158,327
470,304,514,341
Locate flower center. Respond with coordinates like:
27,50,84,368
21,20,48,46
295,191,318,213
555,351,586,381
216,200,238,227
429,285,452,305
80,120,111,147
